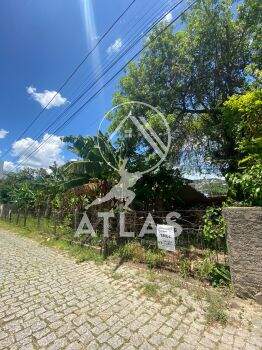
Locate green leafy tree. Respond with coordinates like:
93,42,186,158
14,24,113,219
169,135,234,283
238,0,262,86
222,89,262,166
109,0,258,174
0,168,37,205
11,182,36,211
223,89,262,205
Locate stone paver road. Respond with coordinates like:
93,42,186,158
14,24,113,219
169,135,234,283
0,230,261,350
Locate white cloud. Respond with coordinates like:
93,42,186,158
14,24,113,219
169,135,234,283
163,12,173,23
27,86,68,109
3,161,16,172
107,38,122,54
12,133,65,169
0,129,9,139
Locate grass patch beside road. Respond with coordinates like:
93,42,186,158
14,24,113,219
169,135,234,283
0,219,103,264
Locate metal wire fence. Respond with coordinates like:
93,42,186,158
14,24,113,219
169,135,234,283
0,205,227,264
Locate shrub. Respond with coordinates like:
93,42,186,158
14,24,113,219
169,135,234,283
118,241,146,263
145,250,165,269
227,163,262,206
57,215,73,237
117,242,166,268
179,258,191,277
208,264,231,287
195,254,216,280
223,90,262,206
141,283,159,298
203,207,226,243
195,254,231,286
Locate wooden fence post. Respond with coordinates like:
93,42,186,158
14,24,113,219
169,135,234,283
53,211,57,237
16,210,19,224
4,207,7,220
74,208,78,232
23,209,28,227
102,237,109,258
8,209,12,222
37,209,41,230
53,211,60,238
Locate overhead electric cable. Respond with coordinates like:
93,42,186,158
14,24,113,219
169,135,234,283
67,0,178,101
13,0,177,161
0,0,137,161
13,0,184,164
14,1,196,171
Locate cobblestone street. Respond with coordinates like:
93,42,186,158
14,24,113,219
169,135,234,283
0,230,261,350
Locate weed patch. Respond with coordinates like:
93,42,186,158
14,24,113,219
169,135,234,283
205,291,228,325
146,250,165,269
111,272,123,280
141,283,159,298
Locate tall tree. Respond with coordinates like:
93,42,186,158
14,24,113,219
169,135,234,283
109,0,258,174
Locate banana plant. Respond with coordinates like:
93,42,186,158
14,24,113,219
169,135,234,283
63,132,122,189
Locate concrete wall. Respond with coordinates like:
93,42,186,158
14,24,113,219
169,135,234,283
223,207,262,298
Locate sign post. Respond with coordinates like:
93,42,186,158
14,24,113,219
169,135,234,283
157,224,175,252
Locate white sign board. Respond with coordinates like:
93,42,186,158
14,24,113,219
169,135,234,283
157,224,175,251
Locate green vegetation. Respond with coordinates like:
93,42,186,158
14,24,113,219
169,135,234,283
0,218,103,264
223,90,262,206
205,291,228,325
178,249,231,286
190,179,228,197
203,207,226,243
208,264,231,287
145,250,165,269
116,241,166,268
141,283,159,298
109,0,261,177
179,258,191,278
117,241,146,262
195,254,231,287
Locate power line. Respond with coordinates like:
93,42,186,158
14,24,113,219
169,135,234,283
13,0,184,165
12,0,176,163
4,0,172,165
0,0,137,161
15,1,193,170
67,0,176,102
14,1,196,171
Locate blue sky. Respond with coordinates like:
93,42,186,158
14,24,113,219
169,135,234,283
0,0,186,172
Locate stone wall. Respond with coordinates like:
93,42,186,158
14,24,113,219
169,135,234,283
223,207,262,298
